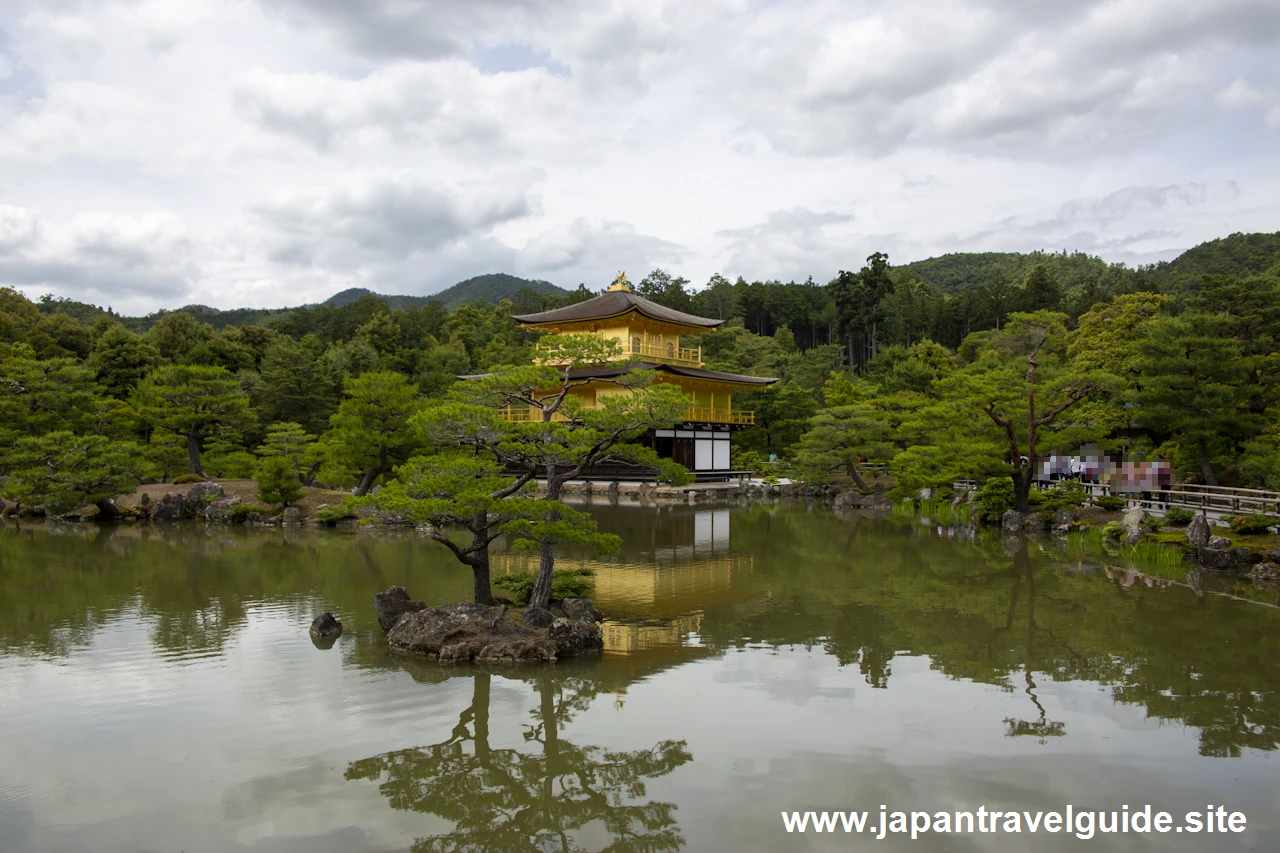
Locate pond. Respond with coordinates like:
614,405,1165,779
1,504,1278,852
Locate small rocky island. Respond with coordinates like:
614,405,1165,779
372,586,604,664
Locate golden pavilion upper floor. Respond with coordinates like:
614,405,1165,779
471,273,779,475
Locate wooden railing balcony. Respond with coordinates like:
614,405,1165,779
628,341,702,367
498,405,754,425
535,341,702,367
686,407,754,424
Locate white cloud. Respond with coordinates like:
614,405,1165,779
233,174,533,296
517,217,687,282
1216,79,1265,111
0,205,198,309
717,209,859,282
233,60,576,156
0,0,1278,312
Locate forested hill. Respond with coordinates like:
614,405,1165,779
893,232,1280,297
429,274,568,310
1132,231,1280,293
325,274,567,313
25,231,1280,335
39,273,571,331
894,250,1131,295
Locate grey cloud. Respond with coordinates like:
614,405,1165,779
251,177,531,269
0,205,196,305
516,218,687,286
1063,184,1210,226
733,0,1280,158
717,208,859,282
254,0,559,60
943,182,1219,262
233,62,572,155
256,0,731,98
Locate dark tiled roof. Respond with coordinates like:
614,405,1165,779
654,363,777,385
513,290,723,329
460,361,777,386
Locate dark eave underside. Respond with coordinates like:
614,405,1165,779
459,361,777,386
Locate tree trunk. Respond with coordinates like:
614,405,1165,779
474,673,491,762
353,447,388,497
1197,436,1219,487
353,466,381,497
528,540,556,611
847,464,869,491
1013,467,1032,513
186,432,204,477
526,469,564,611
470,523,494,605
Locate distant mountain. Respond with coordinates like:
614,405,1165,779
32,235,1280,332
430,273,568,310
324,274,568,312
892,233,1280,298
323,288,434,311
894,250,1135,296
1132,232,1280,293
159,304,293,330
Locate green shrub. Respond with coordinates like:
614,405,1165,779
493,567,595,605
1092,495,1126,512
1163,506,1195,526
734,448,766,474
228,503,269,522
1226,514,1276,535
1038,480,1087,511
1102,520,1125,540
1142,515,1163,533
172,473,205,485
256,457,305,507
316,501,358,524
977,477,1015,522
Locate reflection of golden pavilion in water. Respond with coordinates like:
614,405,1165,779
491,507,753,656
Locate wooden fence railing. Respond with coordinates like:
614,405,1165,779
1073,481,1280,515
943,478,1280,516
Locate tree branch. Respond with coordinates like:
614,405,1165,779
1031,386,1092,427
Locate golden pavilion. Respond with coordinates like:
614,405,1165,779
507,272,777,476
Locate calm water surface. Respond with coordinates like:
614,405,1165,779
1,504,1278,852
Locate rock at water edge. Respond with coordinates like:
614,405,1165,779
309,612,343,640
550,617,603,657
1186,513,1210,548
560,597,602,623
522,607,555,627
1121,507,1148,545
374,585,427,632
386,603,507,655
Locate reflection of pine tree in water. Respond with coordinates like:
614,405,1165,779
1001,541,1066,743
345,673,692,852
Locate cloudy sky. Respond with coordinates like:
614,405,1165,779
1,0,1278,315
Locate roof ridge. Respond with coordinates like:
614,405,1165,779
513,289,723,328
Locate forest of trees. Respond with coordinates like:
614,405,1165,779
2,231,1279,523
